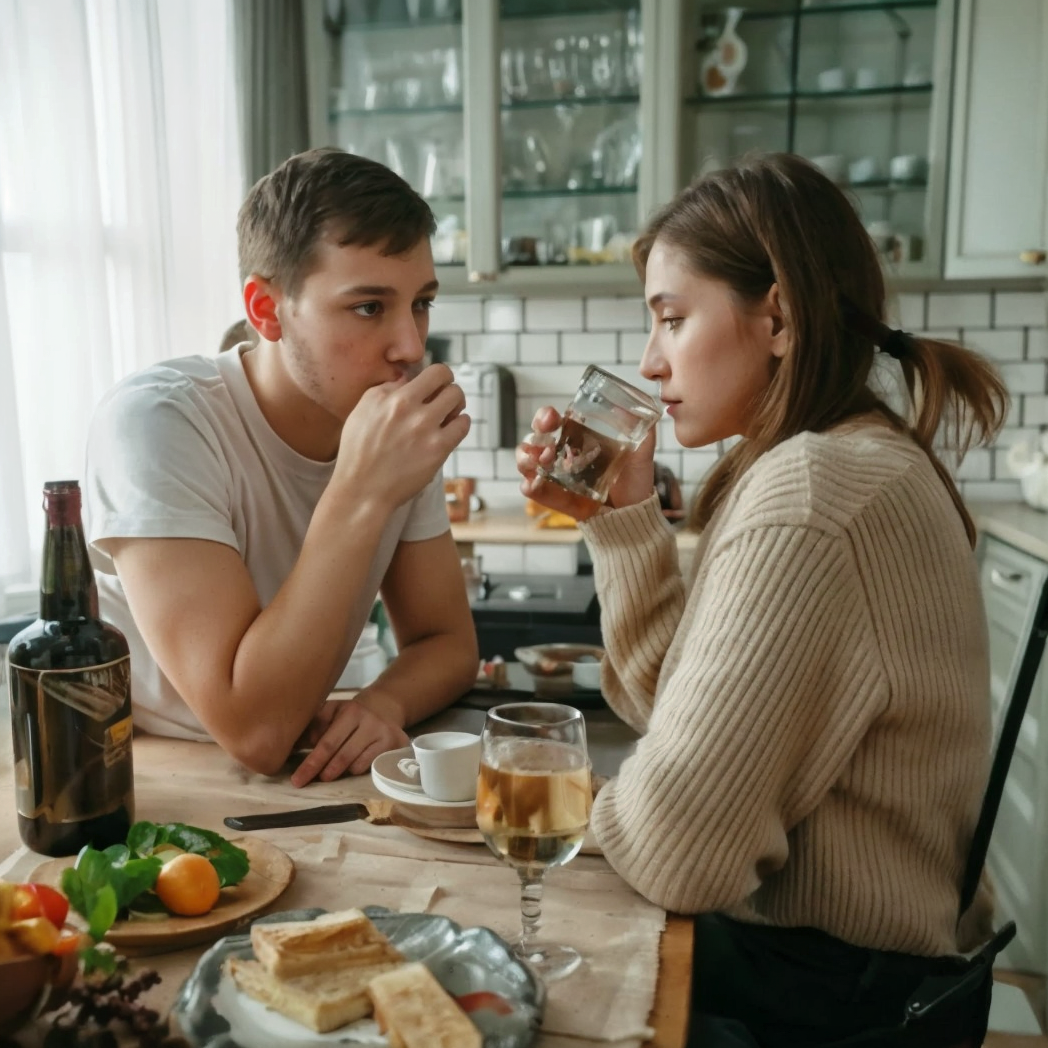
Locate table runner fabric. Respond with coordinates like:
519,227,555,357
0,733,665,1048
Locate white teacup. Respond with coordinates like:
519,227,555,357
397,731,481,802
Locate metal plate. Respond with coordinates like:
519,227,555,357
171,906,544,1048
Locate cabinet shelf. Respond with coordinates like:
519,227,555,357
723,0,937,20
331,103,463,118
331,15,461,33
502,93,640,111
685,83,933,107
503,184,637,200
847,178,928,192
501,0,638,21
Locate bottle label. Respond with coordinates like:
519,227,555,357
19,656,132,722
104,716,134,769
9,655,134,824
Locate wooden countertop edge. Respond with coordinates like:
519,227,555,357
971,501,1048,563
451,512,700,549
644,914,693,1048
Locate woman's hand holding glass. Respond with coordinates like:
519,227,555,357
516,405,658,521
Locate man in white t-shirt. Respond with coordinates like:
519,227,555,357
84,148,478,786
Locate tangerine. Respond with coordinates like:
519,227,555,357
154,853,221,916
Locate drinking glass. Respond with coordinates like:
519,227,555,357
477,702,592,979
537,365,661,503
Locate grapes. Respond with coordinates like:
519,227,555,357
41,964,188,1048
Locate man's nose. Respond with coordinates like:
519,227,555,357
391,312,426,360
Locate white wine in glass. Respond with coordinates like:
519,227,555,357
476,702,592,979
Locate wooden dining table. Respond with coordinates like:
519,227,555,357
0,691,693,1047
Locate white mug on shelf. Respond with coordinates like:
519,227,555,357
397,731,481,802
811,154,847,183
817,67,847,92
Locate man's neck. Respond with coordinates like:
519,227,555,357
240,341,341,462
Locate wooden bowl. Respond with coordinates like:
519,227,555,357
0,950,78,1034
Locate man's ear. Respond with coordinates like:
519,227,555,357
243,276,282,342
766,283,789,359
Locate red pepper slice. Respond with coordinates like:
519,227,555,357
455,991,514,1016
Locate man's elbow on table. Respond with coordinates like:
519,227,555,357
213,721,300,778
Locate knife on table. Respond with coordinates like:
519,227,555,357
223,802,370,831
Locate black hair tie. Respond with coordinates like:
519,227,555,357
879,328,911,360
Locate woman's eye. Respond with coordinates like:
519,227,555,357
413,298,436,314
352,302,382,317
663,316,683,332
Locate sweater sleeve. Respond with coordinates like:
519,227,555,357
590,521,889,914
578,495,687,733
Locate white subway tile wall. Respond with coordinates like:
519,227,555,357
437,290,1047,510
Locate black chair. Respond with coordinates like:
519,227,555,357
821,569,1048,1048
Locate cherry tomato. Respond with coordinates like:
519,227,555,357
51,927,83,956
454,991,514,1016
13,883,70,928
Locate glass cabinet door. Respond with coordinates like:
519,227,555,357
679,0,953,277
309,0,468,268
496,0,643,271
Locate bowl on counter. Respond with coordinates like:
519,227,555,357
0,950,79,1034
514,643,605,685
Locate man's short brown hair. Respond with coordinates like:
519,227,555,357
236,148,436,297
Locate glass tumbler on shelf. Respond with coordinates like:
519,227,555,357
477,702,592,980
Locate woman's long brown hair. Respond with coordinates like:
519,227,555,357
633,153,1008,546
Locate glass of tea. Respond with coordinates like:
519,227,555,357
537,365,661,503
476,702,592,979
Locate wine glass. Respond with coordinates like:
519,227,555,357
476,702,592,979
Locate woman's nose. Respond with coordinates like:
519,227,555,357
639,332,664,381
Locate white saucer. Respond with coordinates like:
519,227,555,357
371,747,477,809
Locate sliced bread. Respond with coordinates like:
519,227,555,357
225,955,402,1033
367,961,483,1048
250,908,404,978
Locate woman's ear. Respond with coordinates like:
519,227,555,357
766,283,789,359
243,276,282,342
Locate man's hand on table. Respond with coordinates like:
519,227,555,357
291,696,408,787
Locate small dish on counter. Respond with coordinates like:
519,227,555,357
514,643,605,679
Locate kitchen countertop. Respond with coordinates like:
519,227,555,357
452,510,700,550
454,503,1048,562
972,501,1048,562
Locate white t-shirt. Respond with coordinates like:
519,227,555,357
84,346,449,740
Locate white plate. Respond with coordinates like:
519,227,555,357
371,747,476,809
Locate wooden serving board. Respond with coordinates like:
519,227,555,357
30,837,294,956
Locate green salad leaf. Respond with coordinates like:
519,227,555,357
59,819,250,973
126,820,250,887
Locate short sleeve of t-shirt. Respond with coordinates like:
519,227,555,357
85,365,239,574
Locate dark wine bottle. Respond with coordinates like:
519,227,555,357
7,480,135,856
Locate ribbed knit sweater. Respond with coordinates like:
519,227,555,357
579,422,993,957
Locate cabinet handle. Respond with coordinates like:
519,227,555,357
1019,250,1047,265
990,567,1026,588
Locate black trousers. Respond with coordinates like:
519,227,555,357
689,915,991,1048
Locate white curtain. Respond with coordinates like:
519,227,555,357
0,0,244,606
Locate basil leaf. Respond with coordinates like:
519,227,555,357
157,822,250,887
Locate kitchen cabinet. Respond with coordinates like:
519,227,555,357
304,0,960,291
978,533,1048,974
304,0,663,292
666,0,956,280
944,0,1048,280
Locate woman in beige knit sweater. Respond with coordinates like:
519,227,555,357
517,154,1008,1047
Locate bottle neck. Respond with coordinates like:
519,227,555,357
39,492,97,622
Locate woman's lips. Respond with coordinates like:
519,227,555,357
662,399,681,417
